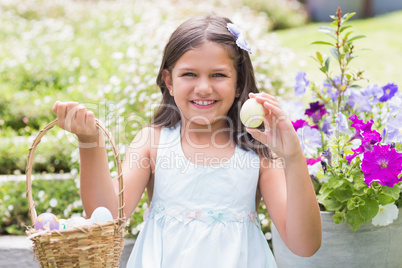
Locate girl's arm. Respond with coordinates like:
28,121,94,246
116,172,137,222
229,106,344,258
52,101,152,219
246,93,322,257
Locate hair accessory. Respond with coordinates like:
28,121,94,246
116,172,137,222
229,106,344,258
226,23,252,54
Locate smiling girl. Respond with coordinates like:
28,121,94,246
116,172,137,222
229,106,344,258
52,13,321,267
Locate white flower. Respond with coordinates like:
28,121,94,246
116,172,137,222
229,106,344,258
372,203,399,226
131,227,139,235
38,190,45,199
308,161,322,177
49,198,58,208
264,232,272,240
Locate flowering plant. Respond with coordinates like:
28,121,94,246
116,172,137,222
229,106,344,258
293,7,402,231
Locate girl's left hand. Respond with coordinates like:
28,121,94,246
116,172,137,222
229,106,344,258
245,93,302,158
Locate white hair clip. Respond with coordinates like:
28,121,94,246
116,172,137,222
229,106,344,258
226,23,252,54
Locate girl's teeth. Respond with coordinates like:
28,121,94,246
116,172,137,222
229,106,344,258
194,100,214,105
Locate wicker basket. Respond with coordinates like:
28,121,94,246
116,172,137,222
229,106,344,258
25,118,126,267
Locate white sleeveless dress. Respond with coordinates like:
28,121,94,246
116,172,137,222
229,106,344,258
126,123,277,267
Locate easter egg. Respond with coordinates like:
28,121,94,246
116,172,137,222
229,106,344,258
34,212,59,231
90,207,114,224
58,219,68,230
240,98,265,128
67,216,90,228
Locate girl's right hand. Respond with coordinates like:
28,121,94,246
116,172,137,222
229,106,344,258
52,101,99,144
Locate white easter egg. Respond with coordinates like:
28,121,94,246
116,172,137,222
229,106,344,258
68,216,90,228
58,219,68,230
240,98,265,128
90,207,114,224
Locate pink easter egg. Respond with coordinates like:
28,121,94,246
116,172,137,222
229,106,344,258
34,212,60,230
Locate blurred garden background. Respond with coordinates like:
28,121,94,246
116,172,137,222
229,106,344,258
1,0,401,247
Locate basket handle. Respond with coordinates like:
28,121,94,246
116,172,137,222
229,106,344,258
25,118,125,226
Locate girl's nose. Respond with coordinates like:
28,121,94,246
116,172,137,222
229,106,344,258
194,77,212,96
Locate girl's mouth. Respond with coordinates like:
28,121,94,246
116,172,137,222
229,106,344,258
191,100,217,107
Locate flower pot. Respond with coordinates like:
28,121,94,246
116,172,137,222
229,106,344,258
271,208,402,267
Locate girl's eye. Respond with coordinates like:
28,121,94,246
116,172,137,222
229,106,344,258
182,72,196,77
212,73,226,78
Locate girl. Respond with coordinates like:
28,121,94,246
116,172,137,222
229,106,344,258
52,14,321,267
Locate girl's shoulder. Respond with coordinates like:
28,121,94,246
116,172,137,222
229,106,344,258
126,125,162,159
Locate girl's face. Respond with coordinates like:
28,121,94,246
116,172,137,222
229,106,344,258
162,41,238,129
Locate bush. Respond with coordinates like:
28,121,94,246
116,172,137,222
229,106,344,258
0,178,147,239
243,0,309,30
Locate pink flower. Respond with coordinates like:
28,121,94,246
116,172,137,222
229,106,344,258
349,114,374,140
292,119,318,131
346,115,382,164
22,117,29,124
361,144,402,187
306,157,321,165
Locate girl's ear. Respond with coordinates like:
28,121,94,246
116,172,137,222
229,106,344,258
162,69,173,96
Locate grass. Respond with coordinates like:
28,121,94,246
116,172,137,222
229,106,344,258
274,10,402,87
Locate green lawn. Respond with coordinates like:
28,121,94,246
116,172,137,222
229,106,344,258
274,10,402,88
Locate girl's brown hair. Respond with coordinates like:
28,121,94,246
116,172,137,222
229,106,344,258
152,13,272,159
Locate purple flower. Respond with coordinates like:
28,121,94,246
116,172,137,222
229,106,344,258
379,83,398,102
363,84,383,106
361,144,402,187
384,114,402,144
322,76,346,101
294,71,309,97
305,101,328,123
322,149,332,166
388,92,402,114
335,112,349,134
297,126,322,157
321,117,333,136
347,90,371,113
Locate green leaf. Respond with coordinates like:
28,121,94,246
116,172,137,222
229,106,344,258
344,31,353,40
330,47,339,60
346,208,364,231
382,186,401,200
316,51,323,63
340,25,352,33
378,194,395,206
311,41,334,46
346,35,366,43
358,199,379,222
333,189,353,202
318,26,337,40
318,26,335,34
319,198,343,211
342,13,356,24
325,57,330,72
